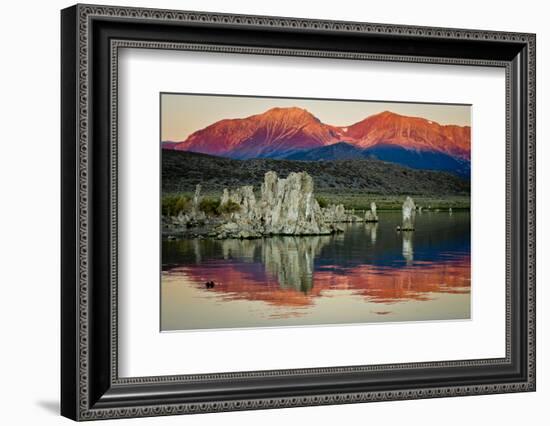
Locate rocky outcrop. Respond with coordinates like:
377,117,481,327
220,185,257,221
262,172,325,235
364,202,378,222
215,171,344,239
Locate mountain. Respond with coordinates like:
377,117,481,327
284,142,366,161
345,110,470,161
173,107,345,159
166,108,471,176
362,144,470,178
161,141,180,150
284,142,470,178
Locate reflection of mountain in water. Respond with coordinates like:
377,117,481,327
163,212,471,312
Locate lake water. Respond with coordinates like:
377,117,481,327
161,211,471,331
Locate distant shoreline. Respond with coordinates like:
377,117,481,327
162,190,470,212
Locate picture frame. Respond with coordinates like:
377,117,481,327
61,3,536,421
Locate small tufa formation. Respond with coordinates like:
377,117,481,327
364,202,379,223
321,203,363,223
192,184,202,215
400,196,416,231
190,184,206,222
163,185,206,236
220,188,230,206
321,204,346,222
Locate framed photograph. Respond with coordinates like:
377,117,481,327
61,4,536,421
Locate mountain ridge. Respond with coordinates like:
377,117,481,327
344,110,470,160
283,142,470,178
176,107,344,159
165,107,471,176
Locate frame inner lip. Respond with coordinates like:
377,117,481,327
109,38,513,385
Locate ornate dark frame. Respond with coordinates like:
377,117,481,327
61,3,536,421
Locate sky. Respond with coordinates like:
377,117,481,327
161,93,471,142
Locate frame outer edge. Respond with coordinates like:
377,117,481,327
61,4,80,421
65,4,536,421
527,33,536,390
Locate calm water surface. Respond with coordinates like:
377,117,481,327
161,211,470,331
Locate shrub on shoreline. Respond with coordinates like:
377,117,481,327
316,196,329,208
162,195,191,216
199,198,221,215
218,200,241,215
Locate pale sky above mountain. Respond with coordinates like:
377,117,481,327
161,93,471,142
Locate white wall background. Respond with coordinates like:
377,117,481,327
0,0,546,424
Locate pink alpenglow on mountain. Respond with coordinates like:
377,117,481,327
171,107,345,159
165,108,471,165
344,111,470,161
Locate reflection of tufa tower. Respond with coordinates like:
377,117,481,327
220,239,261,261
262,236,330,293
402,231,414,265
366,222,378,244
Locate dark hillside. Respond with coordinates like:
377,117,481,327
162,150,470,196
